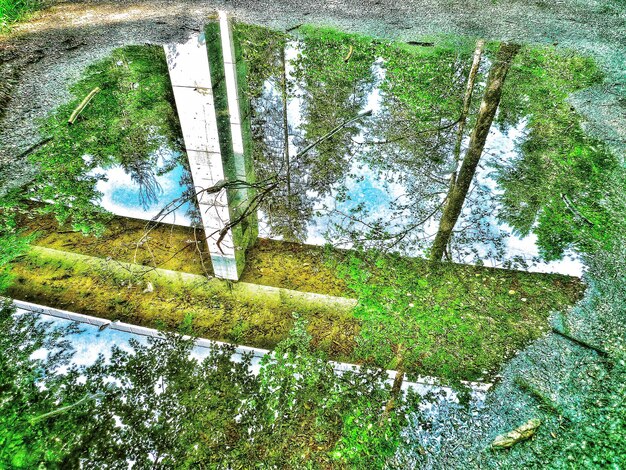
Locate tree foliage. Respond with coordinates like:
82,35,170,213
0,310,412,468
495,47,615,260
0,302,90,468
25,45,185,234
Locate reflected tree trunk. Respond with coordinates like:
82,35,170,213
430,42,520,263
281,46,291,202
452,39,485,171
381,343,405,421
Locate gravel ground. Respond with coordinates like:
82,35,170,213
0,0,624,192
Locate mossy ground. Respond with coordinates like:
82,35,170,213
21,210,349,295
8,246,359,361
21,210,215,277
13,211,584,381
336,253,584,380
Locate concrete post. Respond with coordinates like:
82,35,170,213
164,15,257,280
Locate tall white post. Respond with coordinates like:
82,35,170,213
164,34,240,280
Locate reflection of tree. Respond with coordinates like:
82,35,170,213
237,25,308,242
124,158,161,209
25,46,183,231
332,40,486,256
236,27,611,268
375,43,475,165
493,48,617,260
0,306,411,468
291,28,378,195
120,137,183,210
431,42,520,262
240,30,511,261
239,27,379,243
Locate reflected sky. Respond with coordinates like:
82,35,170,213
94,151,194,227
28,313,265,375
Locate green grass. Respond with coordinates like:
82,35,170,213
18,209,584,382
7,239,584,382
0,0,42,30
334,251,583,381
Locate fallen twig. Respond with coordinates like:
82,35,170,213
552,326,608,357
343,45,354,62
407,41,435,47
68,87,101,124
492,419,541,449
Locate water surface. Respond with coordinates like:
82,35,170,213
94,27,612,277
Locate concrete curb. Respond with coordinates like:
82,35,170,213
28,245,358,311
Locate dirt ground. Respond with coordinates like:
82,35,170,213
0,0,624,195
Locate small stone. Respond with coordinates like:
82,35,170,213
492,419,541,449
521,297,528,302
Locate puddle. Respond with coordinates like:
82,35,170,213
46,25,613,278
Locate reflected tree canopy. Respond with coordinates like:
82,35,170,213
494,48,615,260
26,46,191,232
235,26,615,272
2,25,616,275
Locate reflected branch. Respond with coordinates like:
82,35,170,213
296,109,373,159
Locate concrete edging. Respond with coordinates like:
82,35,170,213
28,245,358,312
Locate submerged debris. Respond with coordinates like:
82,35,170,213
406,41,435,47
